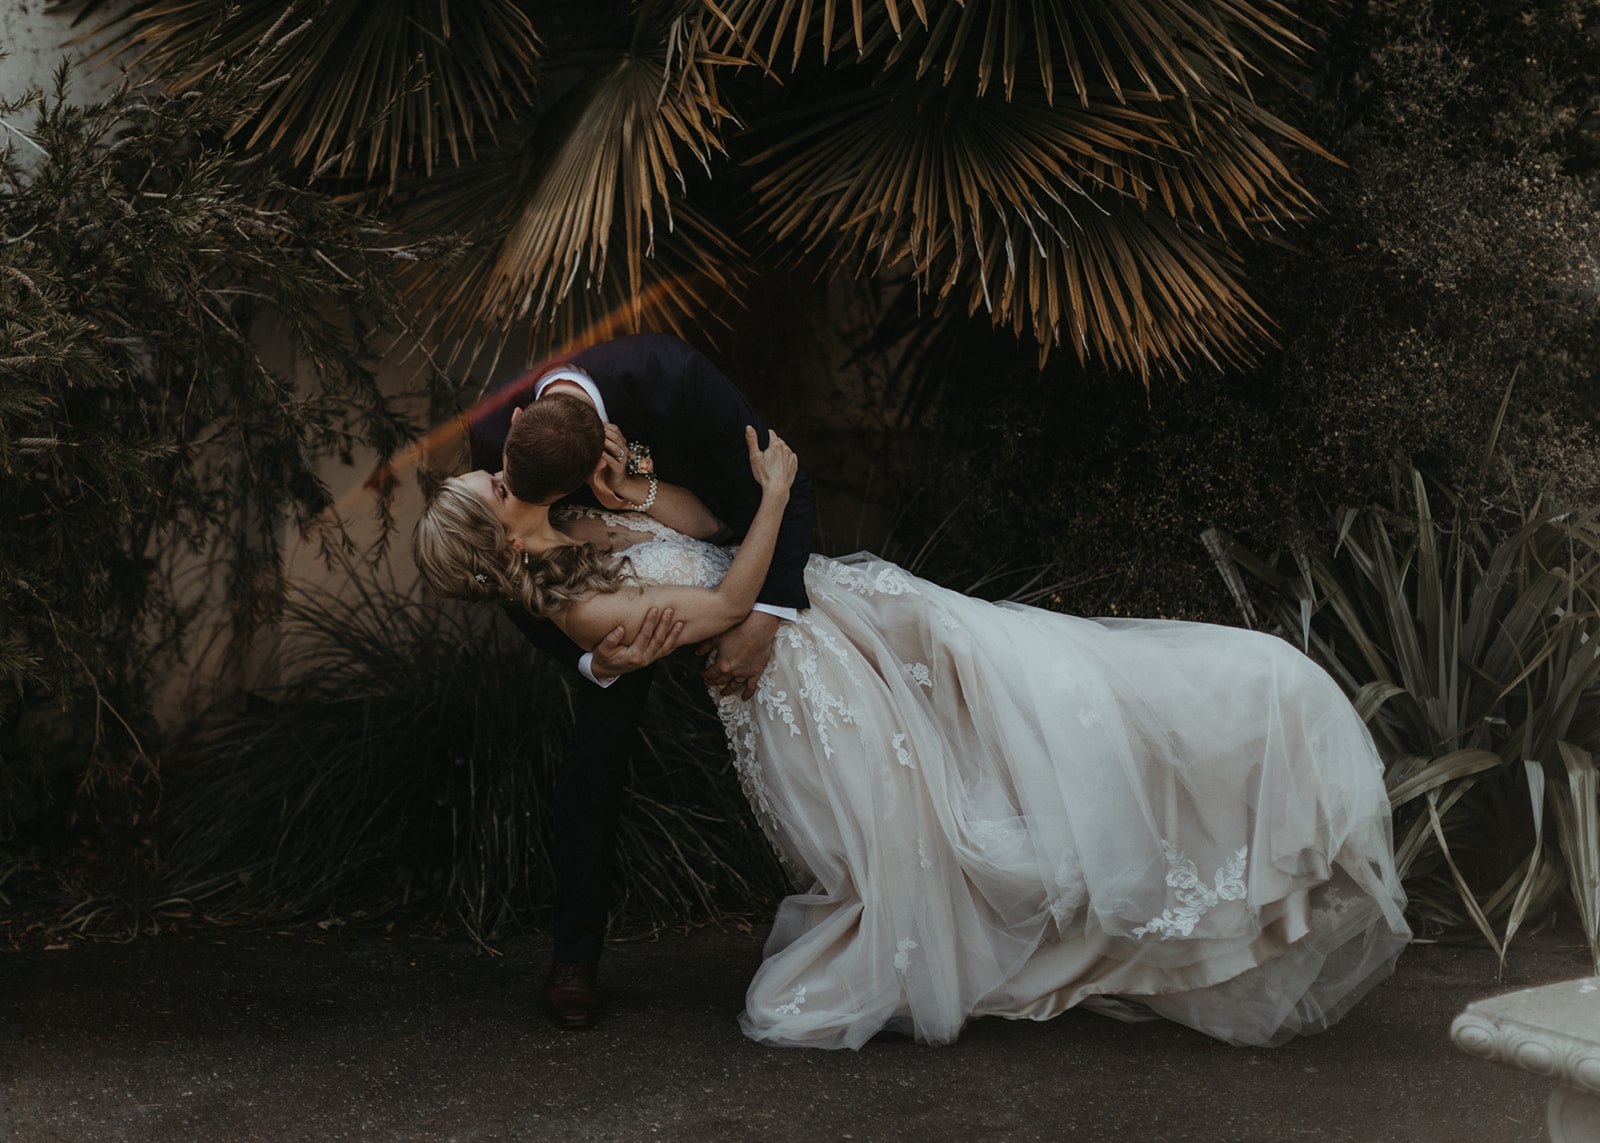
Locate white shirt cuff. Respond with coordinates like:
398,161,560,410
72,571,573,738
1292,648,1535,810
752,603,799,623
577,653,618,688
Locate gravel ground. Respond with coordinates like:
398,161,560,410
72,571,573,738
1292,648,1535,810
1,920,1592,1142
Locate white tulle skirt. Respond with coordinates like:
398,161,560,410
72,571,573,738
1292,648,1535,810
715,553,1411,1050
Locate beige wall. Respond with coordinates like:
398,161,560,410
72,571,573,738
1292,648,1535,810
0,3,122,111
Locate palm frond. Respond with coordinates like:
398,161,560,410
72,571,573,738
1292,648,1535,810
707,0,1310,104
748,73,1284,375
402,6,745,365
85,0,540,183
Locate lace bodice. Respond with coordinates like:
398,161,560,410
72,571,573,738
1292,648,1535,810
553,505,734,590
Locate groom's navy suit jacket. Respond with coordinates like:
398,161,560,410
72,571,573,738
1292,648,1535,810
466,333,815,961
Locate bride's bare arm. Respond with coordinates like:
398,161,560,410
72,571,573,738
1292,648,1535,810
561,428,797,650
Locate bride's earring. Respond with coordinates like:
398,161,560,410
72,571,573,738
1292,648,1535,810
522,550,530,567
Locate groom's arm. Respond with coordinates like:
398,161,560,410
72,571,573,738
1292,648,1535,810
571,333,814,611
501,602,683,683
657,340,815,611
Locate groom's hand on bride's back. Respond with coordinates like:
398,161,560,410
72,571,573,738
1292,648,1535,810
588,606,684,682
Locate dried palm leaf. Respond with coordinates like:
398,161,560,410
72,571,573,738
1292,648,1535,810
744,56,1314,378
707,0,1309,107
82,0,540,184
402,2,744,368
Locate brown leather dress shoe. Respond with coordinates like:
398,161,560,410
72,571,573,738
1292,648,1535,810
542,960,599,1029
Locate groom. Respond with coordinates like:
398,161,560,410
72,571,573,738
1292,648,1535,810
467,332,816,1029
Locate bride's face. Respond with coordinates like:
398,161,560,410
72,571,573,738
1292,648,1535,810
460,469,519,530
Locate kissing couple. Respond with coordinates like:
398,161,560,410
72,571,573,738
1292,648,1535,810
413,332,1412,1050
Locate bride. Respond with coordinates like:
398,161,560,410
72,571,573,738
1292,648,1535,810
413,421,1411,1051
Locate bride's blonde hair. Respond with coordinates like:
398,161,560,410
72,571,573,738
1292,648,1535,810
412,477,631,617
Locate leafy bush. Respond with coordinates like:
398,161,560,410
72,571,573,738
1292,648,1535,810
0,52,427,841
1208,461,1600,971
150,577,787,941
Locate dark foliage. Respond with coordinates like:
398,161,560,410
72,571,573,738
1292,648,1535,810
876,5,1600,626
150,580,786,942
0,55,430,849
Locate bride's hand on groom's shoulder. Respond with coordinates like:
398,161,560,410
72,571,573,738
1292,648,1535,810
747,427,797,495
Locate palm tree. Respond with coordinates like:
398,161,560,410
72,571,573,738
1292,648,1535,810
719,0,1325,379
71,0,1332,381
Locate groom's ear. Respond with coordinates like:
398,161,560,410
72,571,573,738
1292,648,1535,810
510,405,522,423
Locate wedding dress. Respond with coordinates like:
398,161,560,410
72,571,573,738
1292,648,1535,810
568,508,1412,1050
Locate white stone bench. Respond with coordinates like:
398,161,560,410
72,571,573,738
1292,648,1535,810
1451,976,1600,1142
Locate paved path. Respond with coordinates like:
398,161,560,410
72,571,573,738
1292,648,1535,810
1,922,1593,1141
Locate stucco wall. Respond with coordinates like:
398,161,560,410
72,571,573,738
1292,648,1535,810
0,2,121,110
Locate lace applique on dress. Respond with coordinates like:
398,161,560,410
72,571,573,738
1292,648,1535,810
774,985,808,1016
894,938,919,973
769,618,862,760
715,615,868,879
904,662,933,689
1050,857,1089,924
1048,893,1080,926
818,560,920,598
556,505,736,592
754,682,800,738
967,818,1019,853
891,733,914,769
1133,842,1249,939
717,692,784,864
553,504,684,543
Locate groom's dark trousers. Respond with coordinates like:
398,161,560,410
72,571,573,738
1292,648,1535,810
469,333,815,964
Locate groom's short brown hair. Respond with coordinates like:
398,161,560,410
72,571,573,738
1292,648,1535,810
503,393,604,504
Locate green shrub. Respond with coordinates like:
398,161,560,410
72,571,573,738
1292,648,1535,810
1208,461,1600,971
151,576,787,942
0,53,427,844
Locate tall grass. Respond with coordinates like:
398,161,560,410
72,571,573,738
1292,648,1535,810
155,577,787,943
1206,464,1600,972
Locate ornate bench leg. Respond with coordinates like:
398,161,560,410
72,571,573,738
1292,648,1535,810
1548,1084,1600,1143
